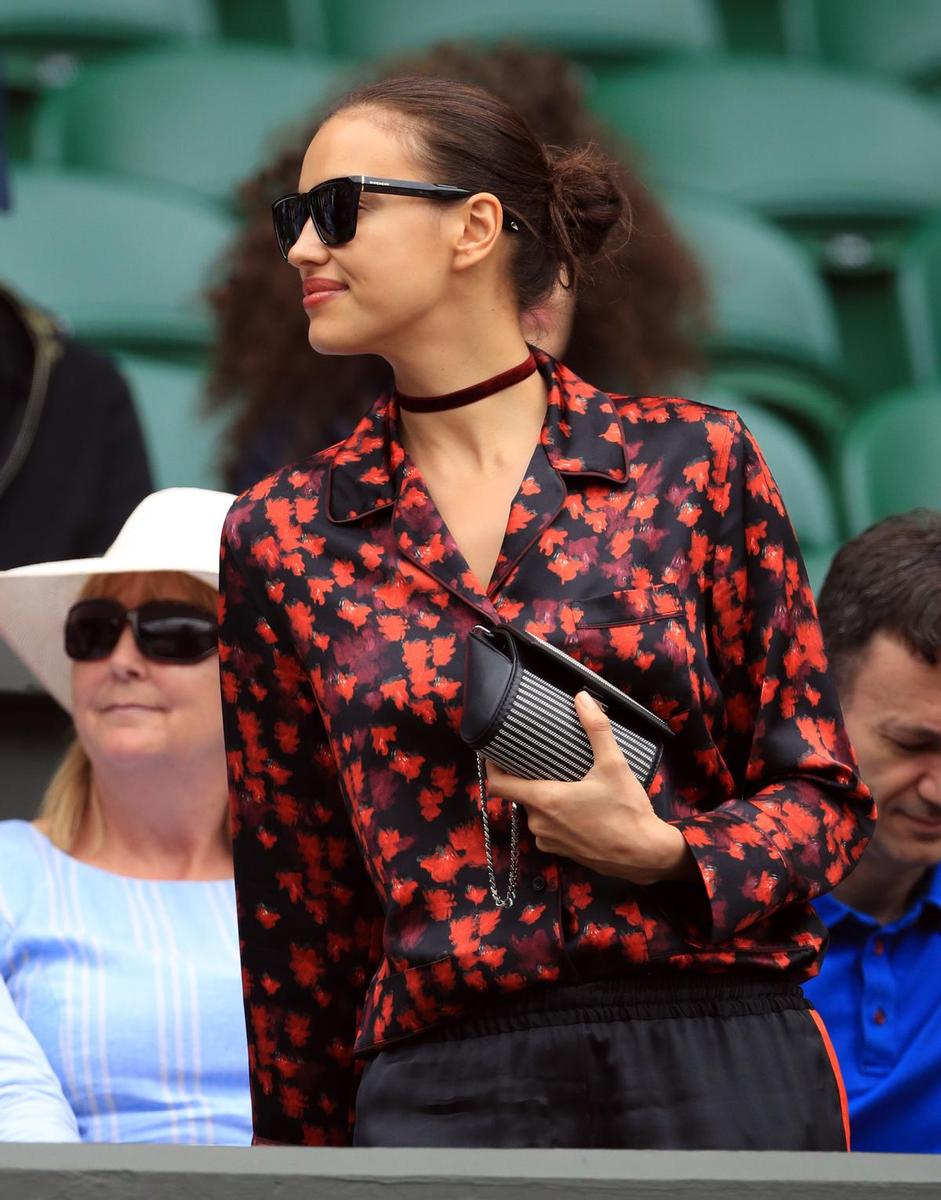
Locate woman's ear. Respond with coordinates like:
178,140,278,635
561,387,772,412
451,192,505,271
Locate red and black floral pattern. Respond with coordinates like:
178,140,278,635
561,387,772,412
219,351,874,1145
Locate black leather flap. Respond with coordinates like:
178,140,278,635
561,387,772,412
460,626,519,748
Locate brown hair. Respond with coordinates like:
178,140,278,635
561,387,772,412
817,509,941,698
40,570,219,852
328,75,626,311
207,43,707,489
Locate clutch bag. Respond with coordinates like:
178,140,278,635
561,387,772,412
461,622,671,788
460,623,673,909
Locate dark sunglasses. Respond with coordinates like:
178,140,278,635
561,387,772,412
271,174,520,258
65,598,219,665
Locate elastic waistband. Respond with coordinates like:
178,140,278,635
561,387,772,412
416,973,808,1043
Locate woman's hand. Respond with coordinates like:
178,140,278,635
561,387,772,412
485,691,697,886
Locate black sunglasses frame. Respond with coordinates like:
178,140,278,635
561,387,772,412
64,598,219,666
272,174,520,258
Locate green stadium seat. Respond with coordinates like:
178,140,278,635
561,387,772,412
30,45,352,209
593,59,941,236
698,386,842,558
0,166,235,355
0,0,216,91
839,385,941,534
117,356,227,490
783,0,941,93
593,58,941,395
896,212,941,384
321,0,722,65
665,189,850,440
716,0,790,54
214,0,329,51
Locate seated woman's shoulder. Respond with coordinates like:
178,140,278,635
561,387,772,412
0,817,51,863
0,820,50,916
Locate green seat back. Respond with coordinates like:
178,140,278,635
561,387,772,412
897,212,941,383
594,58,941,397
666,190,841,368
30,45,351,207
0,166,235,354
117,356,227,490
0,0,216,89
841,386,941,533
215,0,329,51
716,0,790,54
322,0,722,64
592,58,941,260
698,386,841,549
783,0,941,92
665,190,849,438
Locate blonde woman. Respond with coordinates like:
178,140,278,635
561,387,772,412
0,489,251,1144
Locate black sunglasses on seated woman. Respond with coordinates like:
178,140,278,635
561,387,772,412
272,174,521,258
65,599,219,665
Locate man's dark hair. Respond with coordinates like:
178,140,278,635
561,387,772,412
818,508,941,696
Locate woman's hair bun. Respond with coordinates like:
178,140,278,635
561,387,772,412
545,143,626,265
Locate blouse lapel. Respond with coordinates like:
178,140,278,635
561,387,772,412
326,352,632,621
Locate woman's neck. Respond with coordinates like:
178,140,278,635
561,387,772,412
71,756,232,881
390,328,548,472
389,325,533,398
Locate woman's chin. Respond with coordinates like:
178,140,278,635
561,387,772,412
87,729,168,768
306,326,374,358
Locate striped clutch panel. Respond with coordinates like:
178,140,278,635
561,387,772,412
483,669,661,788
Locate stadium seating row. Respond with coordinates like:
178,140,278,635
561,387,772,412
2,2,939,570
5,0,941,91
5,159,941,436
6,46,941,402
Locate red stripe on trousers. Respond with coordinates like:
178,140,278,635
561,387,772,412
808,1008,851,1151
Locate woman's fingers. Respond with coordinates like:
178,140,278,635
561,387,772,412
574,690,625,770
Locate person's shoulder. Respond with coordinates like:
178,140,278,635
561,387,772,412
609,391,744,466
52,336,133,408
0,821,50,917
0,818,47,853
223,395,390,552
612,391,742,432
223,443,341,531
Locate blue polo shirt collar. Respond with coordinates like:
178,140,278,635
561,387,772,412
815,863,941,933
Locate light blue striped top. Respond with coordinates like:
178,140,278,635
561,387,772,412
0,820,252,1144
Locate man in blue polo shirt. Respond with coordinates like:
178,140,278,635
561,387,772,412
803,508,941,1153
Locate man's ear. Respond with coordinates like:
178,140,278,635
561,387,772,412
451,192,505,271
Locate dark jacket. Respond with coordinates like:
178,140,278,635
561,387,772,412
0,286,152,569
219,351,874,1145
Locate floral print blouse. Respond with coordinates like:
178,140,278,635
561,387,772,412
219,351,874,1145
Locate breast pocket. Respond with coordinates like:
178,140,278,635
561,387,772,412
564,584,693,725
575,585,682,630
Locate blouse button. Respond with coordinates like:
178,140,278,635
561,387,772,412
532,875,547,892
872,1007,888,1026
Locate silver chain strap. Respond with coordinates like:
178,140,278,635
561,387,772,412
476,754,520,909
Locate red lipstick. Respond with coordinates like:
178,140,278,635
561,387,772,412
302,277,346,308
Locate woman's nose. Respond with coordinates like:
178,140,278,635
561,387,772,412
287,218,330,269
107,624,147,679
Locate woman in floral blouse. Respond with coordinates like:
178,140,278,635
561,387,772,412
219,76,874,1150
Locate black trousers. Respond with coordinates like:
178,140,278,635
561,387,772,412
353,975,848,1150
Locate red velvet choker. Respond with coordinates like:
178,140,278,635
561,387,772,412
394,350,538,413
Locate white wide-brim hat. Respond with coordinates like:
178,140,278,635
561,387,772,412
0,487,235,712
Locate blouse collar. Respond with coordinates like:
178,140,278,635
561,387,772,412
327,349,630,525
